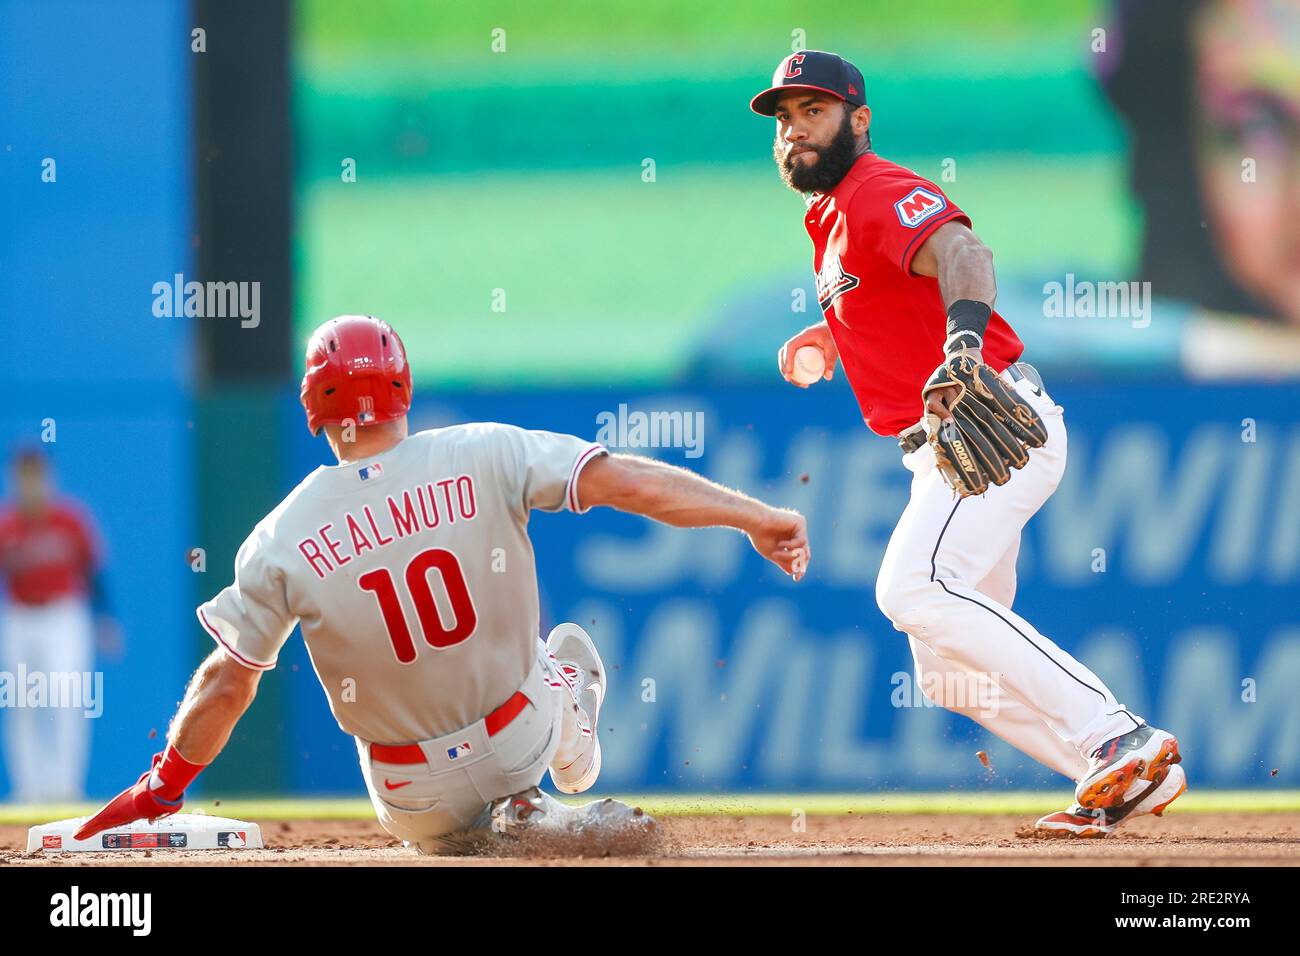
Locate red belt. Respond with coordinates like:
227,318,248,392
369,690,531,765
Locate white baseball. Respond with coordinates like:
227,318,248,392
791,345,827,385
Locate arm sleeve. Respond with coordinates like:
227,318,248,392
486,424,608,516
854,170,971,276
196,526,297,671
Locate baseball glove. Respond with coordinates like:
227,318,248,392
921,352,1049,497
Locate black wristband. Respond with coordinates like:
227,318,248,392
945,299,992,354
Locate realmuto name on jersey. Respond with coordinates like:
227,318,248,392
296,475,478,579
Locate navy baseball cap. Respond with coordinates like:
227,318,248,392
750,50,867,116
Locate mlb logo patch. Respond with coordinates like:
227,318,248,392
446,741,473,760
358,462,383,481
894,187,947,228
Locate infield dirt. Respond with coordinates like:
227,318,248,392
2,812,1296,866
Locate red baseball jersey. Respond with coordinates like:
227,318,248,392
804,153,1024,436
0,501,100,606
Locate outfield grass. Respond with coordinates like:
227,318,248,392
4,791,1298,826
297,155,1133,386
294,0,1136,387
299,0,1099,60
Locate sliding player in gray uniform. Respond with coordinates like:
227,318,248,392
76,315,810,853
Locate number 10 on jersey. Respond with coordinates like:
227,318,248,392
358,548,478,663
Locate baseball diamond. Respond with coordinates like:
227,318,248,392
2,0,1296,933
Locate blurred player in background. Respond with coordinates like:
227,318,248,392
76,315,808,853
0,447,119,803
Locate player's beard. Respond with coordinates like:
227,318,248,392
774,108,860,194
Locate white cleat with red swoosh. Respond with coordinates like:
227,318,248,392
546,623,604,794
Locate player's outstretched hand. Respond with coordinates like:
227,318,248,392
778,322,839,388
747,507,810,581
73,753,184,841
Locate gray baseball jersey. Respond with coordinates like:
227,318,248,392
197,424,607,744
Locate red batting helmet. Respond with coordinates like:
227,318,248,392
300,315,413,436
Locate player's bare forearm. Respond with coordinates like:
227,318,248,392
578,454,810,579
911,220,997,310
166,647,262,764
913,221,999,417
580,454,767,530
71,646,260,840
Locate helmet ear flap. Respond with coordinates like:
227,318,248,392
300,315,413,435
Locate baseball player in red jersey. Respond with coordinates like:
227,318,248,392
753,51,1186,836
74,315,809,852
0,448,119,802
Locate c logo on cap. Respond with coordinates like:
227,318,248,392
784,54,805,79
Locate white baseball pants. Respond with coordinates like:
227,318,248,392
354,643,594,854
876,370,1142,781
1,597,95,802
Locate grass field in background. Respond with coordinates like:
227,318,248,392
297,155,1133,384
4,791,1297,826
294,0,1134,384
298,0,1101,61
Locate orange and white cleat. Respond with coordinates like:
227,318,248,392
1036,763,1187,838
1074,724,1181,811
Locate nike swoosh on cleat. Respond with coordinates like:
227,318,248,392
384,779,413,791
